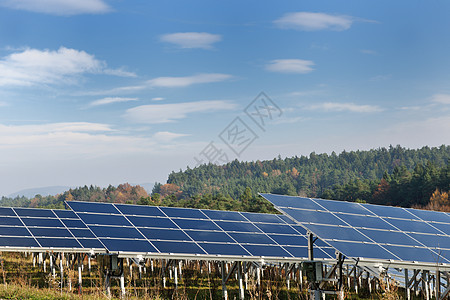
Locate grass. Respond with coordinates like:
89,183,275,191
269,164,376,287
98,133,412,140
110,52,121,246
0,283,108,300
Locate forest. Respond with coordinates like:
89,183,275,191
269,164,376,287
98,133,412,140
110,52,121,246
1,145,449,213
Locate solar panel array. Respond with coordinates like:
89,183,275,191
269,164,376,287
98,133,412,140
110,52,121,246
0,207,103,251
261,193,450,265
67,201,336,259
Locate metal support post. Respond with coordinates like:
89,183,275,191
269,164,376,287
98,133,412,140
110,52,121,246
78,254,82,295
238,261,244,300
221,261,228,300
405,269,410,300
120,272,125,299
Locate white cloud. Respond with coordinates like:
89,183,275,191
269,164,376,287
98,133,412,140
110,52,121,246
152,97,165,101
0,122,112,136
431,94,450,104
124,100,237,124
160,32,222,49
308,102,383,113
0,0,111,15
148,73,232,88
266,59,314,74
0,47,135,87
153,131,190,142
274,12,353,31
89,97,138,107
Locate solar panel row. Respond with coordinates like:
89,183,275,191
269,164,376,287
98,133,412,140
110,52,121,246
261,193,450,265
67,201,336,259
0,207,103,250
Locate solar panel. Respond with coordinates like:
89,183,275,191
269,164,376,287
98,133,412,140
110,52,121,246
67,201,335,260
0,207,105,251
260,193,450,265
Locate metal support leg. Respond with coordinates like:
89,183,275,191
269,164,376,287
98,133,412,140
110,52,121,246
105,272,111,298
78,254,82,295
238,261,244,300
405,269,410,300
120,272,125,299
221,261,228,300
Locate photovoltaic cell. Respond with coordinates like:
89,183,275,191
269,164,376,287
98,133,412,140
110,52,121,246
67,201,120,214
198,242,249,256
160,207,208,219
0,208,16,216
241,212,284,224
127,216,176,228
14,208,56,218
139,228,190,241
202,210,247,222
116,204,165,217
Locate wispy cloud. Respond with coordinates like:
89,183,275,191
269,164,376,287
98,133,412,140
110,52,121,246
308,102,383,113
152,97,165,101
88,97,138,107
0,47,135,87
361,49,378,55
266,59,314,74
147,73,232,88
274,12,354,31
0,0,111,15
124,100,237,124
370,74,391,81
431,94,450,104
0,122,113,135
153,131,190,142
160,32,222,49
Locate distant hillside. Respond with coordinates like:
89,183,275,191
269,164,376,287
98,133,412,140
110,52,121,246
8,186,72,198
163,145,450,204
0,183,149,209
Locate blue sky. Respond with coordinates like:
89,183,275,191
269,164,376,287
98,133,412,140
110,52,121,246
0,0,450,195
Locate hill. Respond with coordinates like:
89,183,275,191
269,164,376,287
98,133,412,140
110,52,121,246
165,145,449,197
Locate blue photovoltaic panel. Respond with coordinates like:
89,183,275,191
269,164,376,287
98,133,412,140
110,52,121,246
53,210,78,219
115,204,165,217
160,207,208,219
241,212,284,224
261,194,322,210
127,216,176,228
100,238,156,253
0,208,16,216
214,220,261,233
88,225,144,239
186,230,234,243
14,208,56,218
67,201,334,260
0,206,104,251
151,241,205,254
405,208,450,223
66,201,120,214
173,218,221,231
281,208,347,226
77,213,131,226
140,228,190,241
260,193,450,265
255,223,299,235
198,242,249,256
0,217,23,226
202,210,247,221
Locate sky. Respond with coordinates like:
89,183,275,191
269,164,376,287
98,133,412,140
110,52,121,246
1,1,450,196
